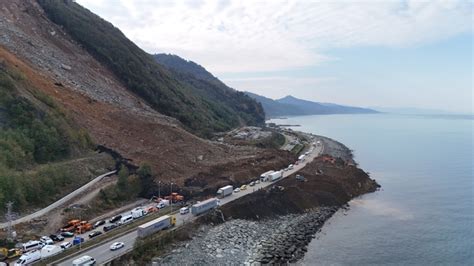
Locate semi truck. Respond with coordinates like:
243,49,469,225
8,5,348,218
40,245,62,258
191,198,219,216
137,215,176,238
269,171,282,181
216,185,233,198
260,170,275,181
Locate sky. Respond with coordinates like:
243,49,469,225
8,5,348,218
76,0,473,114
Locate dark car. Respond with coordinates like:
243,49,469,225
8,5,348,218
109,215,122,223
103,223,118,232
93,220,105,229
50,234,65,242
88,231,102,238
61,231,74,238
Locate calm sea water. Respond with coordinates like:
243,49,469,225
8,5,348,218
269,114,473,265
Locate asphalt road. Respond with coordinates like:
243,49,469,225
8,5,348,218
0,170,117,229
54,138,323,265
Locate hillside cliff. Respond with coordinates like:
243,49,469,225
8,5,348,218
37,0,264,136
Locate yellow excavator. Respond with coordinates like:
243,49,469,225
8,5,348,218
0,247,22,261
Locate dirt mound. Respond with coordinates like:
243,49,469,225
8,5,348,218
218,159,379,220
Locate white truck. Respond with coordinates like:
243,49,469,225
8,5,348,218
131,208,145,219
269,171,282,181
217,185,233,198
137,215,176,238
72,255,96,266
14,250,41,266
260,170,275,181
40,245,62,258
191,198,219,216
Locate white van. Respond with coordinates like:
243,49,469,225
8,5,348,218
14,250,41,265
119,214,133,225
40,244,62,258
21,240,42,252
72,255,96,266
179,207,189,215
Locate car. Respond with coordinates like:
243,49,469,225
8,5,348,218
110,242,125,251
50,234,64,242
60,231,74,238
233,188,240,193
109,215,122,223
255,180,260,184
60,242,72,250
240,185,247,190
179,207,189,215
40,236,54,245
249,181,255,186
88,231,102,238
93,220,105,229
103,223,118,232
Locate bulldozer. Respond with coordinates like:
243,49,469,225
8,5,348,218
0,247,21,261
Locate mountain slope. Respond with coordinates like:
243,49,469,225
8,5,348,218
154,54,265,127
37,0,264,136
245,93,378,118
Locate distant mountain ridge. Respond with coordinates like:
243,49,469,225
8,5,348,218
245,92,378,118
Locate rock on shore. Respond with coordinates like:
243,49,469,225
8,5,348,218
157,207,337,265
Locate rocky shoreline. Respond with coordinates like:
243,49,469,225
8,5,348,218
157,207,338,265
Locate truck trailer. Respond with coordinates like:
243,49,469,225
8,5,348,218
260,170,275,181
137,215,176,238
191,198,219,216
217,185,233,198
269,171,282,181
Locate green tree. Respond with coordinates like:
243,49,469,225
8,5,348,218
137,163,154,197
117,165,129,195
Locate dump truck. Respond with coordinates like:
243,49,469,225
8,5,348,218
269,171,282,181
75,221,92,234
165,192,184,203
60,219,81,232
137,215,176,238
216,185,233,198
191,198,219,216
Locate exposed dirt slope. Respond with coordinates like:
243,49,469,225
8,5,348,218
0,1,290,187
217,158,379,220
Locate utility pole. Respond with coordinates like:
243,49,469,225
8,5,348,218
5,202,14,241
170,181,174,212
158,181,161,199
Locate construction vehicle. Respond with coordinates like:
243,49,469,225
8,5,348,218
75,221,93,234
165,192,184,203
60,219,81,232
0,247,22,261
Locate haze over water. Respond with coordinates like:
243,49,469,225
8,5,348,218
269,113,473,265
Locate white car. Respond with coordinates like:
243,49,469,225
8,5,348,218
110,242,125,251
60,242,72,250
179,207,189,215
233,188,240,193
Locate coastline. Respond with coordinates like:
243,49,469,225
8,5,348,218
149,134,379,264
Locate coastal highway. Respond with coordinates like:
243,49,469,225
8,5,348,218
54,138,323,265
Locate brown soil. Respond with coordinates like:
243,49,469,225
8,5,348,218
216,158,380,220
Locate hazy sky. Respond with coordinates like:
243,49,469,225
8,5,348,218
77,0,473,114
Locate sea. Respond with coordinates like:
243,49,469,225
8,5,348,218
268,113,473,265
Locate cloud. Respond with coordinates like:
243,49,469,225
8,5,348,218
77,0,472,74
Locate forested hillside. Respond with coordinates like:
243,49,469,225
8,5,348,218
0,60,112,213
154,54,265,127
38,0,264,137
